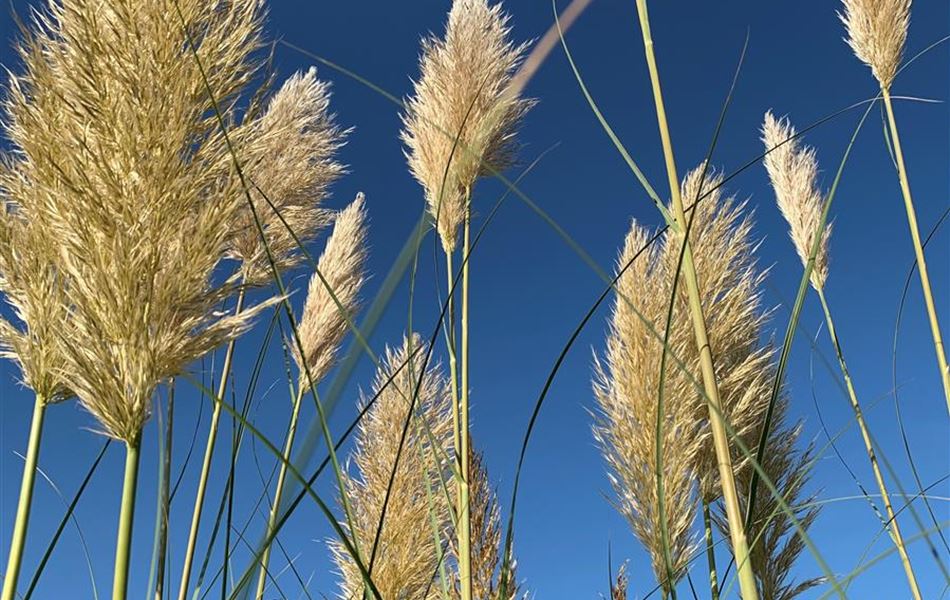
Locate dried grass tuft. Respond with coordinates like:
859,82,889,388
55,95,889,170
761,112,832,291
228,67,348,283
593,165,773,590
331,334,454,599
1,0,273,442
839,0,911,88
401,0,535,252
293,193,368,387
0,206,71,403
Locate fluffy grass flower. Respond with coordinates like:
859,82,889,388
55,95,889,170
762,112,922,599
331,334,454,599
293,193,368,386
0,209,71,405
839,0,911,88
228,67,348,283
401,0,534,252
593,165,773,592
761,112,831,290
256,193,368,598
1,1,275,597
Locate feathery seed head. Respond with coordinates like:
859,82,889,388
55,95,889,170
293,193,367,388
761,112,832,290
593,165,774,589
229,67,348,283
331,334,454,599
402,0,535,252
840,0,911,88
1,0,273,442
0,204,72,403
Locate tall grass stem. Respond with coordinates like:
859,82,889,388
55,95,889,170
632,2,758,598
113,438,142,600
816,287,922,600
178,287,246,600
256,384,303,599
702,500,720,600
458,190,473,600
881,88,950,414
1,397,46,600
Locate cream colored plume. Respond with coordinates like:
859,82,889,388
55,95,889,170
593,165,773,591
229,67,348,283
330,334,454,599
761,112,832,291
293,193,368,387
840,0,911,88
1,0,272,442
402,0,535,252
0,206,71,404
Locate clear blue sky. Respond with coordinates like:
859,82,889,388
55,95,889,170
1,1,948,598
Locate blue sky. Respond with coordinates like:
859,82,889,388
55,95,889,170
1,1,948,598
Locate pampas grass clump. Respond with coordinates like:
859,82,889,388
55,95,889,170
593,165,779,593
1,1,277,596
839,0,911,89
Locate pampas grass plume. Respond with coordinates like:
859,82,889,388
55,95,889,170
294,193,368,387
401,0,535,252
761,112,832,291
230,67,348,283
840,0,911,88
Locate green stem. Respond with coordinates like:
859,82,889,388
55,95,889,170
881,89,950,415
703,499,720,600
817,287,922,600
445,250,462,497
177,288,245,600
1,397,46,600
632,3,758,599
255,385,305,600
113,437,142,600
458,189,473,600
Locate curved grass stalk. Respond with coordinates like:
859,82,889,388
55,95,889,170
178,373,381,600
178,289,246,600
880,88,950,414
255,383,306,600
1,397,47,600
631,2,757,598
113,438,142,600
816,287,921,599
23,440,110,600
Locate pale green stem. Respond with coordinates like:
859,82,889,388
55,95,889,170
817,287,922,600
445,250,462,492
458,190,473,600
703,499,721,600
177,287,245,600
113,437,142,600
632,3,758,598
255,384,305,600
881,88,950,415
1,396,46,600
